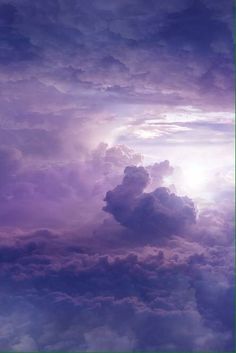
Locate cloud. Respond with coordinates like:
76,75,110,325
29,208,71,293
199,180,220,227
0,0,233,351
12,335,38,352
147,160,174,189
0,146,22,188
84,326,135,352
104,166,196,240
0,142,144,228
0,222,233,352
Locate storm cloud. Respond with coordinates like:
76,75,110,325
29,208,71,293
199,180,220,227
104,166,196,239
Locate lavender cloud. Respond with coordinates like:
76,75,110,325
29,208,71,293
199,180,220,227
0,0,233,187
0,144,143,229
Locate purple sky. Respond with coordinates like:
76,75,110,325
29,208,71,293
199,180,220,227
0,0,234,352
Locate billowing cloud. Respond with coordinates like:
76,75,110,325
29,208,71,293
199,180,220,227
0,143,143,229
104,166,196,240
0,219,234,352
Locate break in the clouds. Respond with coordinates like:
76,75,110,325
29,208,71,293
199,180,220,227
0,0,234,352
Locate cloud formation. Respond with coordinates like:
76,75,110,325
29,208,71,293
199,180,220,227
104,166,196,240
0,0,234,352
0,217,234,352
0,144,143,229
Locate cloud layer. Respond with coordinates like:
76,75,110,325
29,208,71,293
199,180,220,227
0,0,234,352
0,216,234,352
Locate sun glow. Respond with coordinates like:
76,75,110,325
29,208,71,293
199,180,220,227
164,163,211,199
182,164,208,193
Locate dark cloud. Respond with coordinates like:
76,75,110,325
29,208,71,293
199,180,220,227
159,1,232,53
0,0,232,110
104,166,196,240
0,223,234,352
0,3,17,26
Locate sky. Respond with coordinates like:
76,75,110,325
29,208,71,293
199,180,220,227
0,0,234,352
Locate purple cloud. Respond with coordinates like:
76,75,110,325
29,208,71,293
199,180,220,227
104,166,196,240
0,219,234,352
0,0,234,352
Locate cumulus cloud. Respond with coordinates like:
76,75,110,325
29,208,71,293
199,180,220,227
147,160,174,189
0,143,144,229
104,166,196,240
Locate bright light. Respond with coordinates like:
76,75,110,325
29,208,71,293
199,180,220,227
183,165,208,192
171,164,212,201
163,164,211,199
